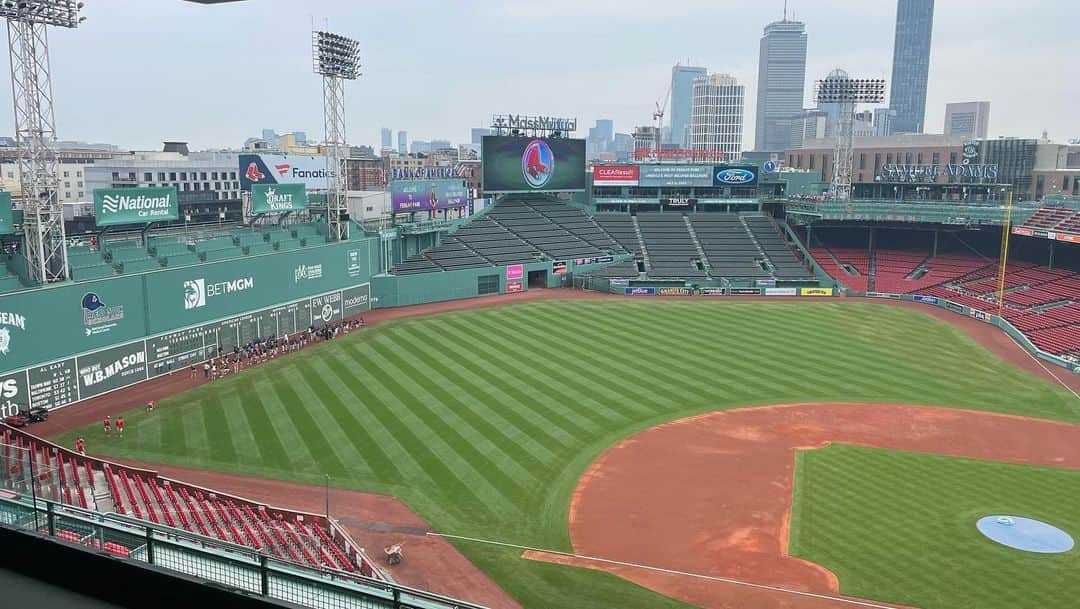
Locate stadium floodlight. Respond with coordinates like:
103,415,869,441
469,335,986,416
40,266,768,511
814,75,885,201
4,0,84,283
0,1,84,27
313,30,361,80
313,30,361,242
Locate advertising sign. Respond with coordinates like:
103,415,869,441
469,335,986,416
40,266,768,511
624,287,656,296
593,165,640,186
0,369,29,417
482,136,587,193
866,292,902,299
552,261,567,275
729,287,761,295
944,301,965,313
506,280,524,293
712,165,759,187
969,309,989,322
638,164,712,188
1011,227,1034,237
1058,233,1080,244
701,287,725,296
239,154,334,190
390,179,468,212
94,187,178,226
764,287,797,296
0,192,12,235
658,287,692,296
662,197,696,208
76,340,148,399
341,284,371,317
799,287,834,296
912,295,939,305
506,264,523,280
251,183,307,213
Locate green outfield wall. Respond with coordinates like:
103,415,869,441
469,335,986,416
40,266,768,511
372,260,558,308
0,239,379,414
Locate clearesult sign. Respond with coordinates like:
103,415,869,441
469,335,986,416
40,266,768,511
94,187,178,226
251,183,307,213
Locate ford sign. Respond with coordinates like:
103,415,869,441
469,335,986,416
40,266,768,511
713,167,757,186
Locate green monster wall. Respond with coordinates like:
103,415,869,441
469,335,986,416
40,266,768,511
0,239,379,415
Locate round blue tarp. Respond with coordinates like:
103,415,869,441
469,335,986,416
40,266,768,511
976,515,1074,554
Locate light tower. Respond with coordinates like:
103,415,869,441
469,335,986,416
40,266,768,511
3,0,85,283
312,30,361,241
815,73,885,200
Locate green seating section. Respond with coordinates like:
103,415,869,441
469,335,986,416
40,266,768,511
70,264,114,281
151,242,192,257
233,231,267,247
109,248,153,263
203,247,244,262
275,239,301,252
69,252,105,269
301,235,328,247
161,252,200,267
105,240,142,251
244,242,274,256
0,275,20,292
193,236,236,253
263,229,293,243
118,258,161,273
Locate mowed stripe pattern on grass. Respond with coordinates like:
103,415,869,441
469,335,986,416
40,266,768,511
58,300,1080,609
790,444,1080,609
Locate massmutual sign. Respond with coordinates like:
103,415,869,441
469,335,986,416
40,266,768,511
251,183,307,213
94,187,179,226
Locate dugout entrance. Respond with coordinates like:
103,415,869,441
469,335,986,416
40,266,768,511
527,269,547,288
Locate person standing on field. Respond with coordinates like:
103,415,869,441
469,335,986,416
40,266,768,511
75,437,85,455
103,415,111,436
116,416,124,438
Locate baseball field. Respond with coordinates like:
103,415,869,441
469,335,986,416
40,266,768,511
53,298,1080,609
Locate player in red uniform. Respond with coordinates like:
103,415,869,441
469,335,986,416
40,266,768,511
75,437,85,455
103,415,111,436
116,416,124,438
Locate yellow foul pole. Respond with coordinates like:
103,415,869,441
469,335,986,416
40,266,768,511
996,190,1014,318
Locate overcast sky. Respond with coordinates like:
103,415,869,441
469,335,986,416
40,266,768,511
5,0,1077,151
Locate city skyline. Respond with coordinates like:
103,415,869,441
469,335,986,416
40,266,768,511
6,0,1076,152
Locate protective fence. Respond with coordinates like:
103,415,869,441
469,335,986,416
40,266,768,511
0,492,488,609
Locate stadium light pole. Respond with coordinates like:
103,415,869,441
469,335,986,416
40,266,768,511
3,1,85,284
814,75,885,201
313,30,361,243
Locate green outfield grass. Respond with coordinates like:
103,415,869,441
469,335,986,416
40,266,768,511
790,444,1080,609
54,300,1080,609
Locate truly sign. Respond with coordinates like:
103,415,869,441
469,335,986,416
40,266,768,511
94,187,179,225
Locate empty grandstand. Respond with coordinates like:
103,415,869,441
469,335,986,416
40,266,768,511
804,226,1080,361
390,198,625,274
0,425,378,578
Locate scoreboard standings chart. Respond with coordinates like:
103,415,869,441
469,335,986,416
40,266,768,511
0,284,370,414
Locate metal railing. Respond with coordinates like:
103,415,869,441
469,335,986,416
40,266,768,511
0,491,488,609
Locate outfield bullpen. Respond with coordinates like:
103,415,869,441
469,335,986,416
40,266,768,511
51,295,1080,609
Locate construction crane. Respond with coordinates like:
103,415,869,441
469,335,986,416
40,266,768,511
652,78,673,160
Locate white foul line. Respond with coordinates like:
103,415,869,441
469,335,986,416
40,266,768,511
428,531,899,609
1003,332,1080,405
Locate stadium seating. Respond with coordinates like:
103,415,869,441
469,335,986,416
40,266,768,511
117,258,162,273
0,426,375,577
593,214,643,256
70,264,115,281
635,213,706,278
688,213,769,278
742,216,813,279
391,199,622,275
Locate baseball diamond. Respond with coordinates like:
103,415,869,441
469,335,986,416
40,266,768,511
38,294,1080,609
